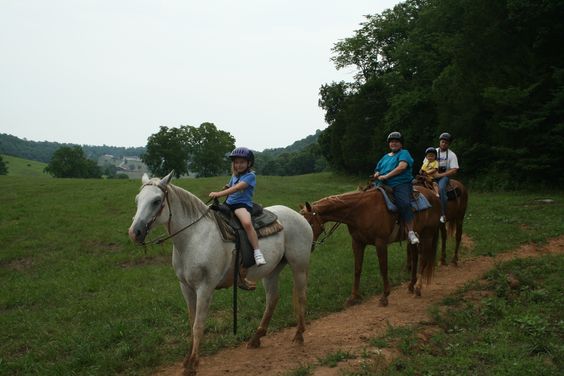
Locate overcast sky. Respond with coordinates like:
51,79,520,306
1,1,400,151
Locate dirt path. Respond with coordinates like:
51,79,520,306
155,236,564,376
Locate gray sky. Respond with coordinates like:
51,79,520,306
1,0,399,151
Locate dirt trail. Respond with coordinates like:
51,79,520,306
155,236,564,376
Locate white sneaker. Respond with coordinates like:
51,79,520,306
408,231,419,245
254,250,266,266
440,215,446,223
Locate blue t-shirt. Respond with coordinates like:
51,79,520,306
225,171,256,208
374,149,414,187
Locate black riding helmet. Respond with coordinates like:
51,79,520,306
229,147,255,168
386,131,404,143
439,132,452,142
425,147,437,156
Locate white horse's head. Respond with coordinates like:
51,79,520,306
128,171,174,244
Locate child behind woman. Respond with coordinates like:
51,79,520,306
419,147,440,197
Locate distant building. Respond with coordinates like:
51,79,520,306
97,155,148,179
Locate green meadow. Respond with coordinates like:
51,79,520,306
1,173,563,375
1,154,50,177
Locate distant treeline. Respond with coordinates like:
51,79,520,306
0,133,145,163
318,0,564,188
0,131,327,177
254,131,327,176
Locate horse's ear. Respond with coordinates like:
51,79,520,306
142,173,150,184
305,202,312,212
160,170,174,187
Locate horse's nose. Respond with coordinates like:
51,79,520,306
128,224,146,244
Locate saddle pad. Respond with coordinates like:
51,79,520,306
212,207,284,268
376,187,432,213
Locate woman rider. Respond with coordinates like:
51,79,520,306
373,131,419,244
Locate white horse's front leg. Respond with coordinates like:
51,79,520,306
182,285,214,375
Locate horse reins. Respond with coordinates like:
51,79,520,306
140,183,212,246
312,219,343,247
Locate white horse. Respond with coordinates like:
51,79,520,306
128,172,313,375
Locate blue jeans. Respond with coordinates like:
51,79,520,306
392,182,414,224
437,176,449,216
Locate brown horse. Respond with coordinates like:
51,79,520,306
300,186,441,307
438,179,468,265
413,178,469,265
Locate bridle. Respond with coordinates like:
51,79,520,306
139,182,211,246
305,208,343,247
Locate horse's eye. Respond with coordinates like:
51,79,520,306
152,199,161,207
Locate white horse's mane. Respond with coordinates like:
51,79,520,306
143,179,211,220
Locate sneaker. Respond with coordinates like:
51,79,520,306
408,231,419,245
440,215,446,223
254,250,267,266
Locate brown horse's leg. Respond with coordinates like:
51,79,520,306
407,243,418,294
375,242,390,306
414,240,427,297
440,222,448,265
405,245,412,272
452,220,463,266
248,273,281,348
346,239,365,306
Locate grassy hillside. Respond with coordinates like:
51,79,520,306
2,154,50,177
1,173,563,375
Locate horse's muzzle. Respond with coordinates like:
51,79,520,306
128,223,147,244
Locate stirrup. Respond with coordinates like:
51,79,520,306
238,277,256,291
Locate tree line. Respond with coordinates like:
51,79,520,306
318,0,564,188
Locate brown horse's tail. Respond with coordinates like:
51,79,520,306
423,225,439,284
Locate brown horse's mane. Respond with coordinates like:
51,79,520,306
313,189,379,218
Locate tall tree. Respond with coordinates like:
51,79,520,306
186,123,235,177
142,123,235,178
44,146,101,178
141,126,191,178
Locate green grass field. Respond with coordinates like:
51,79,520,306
1,173,563,375
1,154,50,177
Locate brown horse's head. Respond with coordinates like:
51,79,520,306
299,202,325,241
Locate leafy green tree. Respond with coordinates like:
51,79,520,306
186,123,235,177
141,126,191,178
318,0,564,185
44,146,101,178
0,155,8,175
142,123,235,178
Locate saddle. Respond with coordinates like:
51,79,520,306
376,186,432,213
211,203,283,268
413,176,461,201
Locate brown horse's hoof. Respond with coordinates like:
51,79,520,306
415,288,422,297
183,361,198,376
440,259,447,266
247,337,261,349
379,296,389,307
345,296,363,307
408,284,414,293
292,332,304,344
